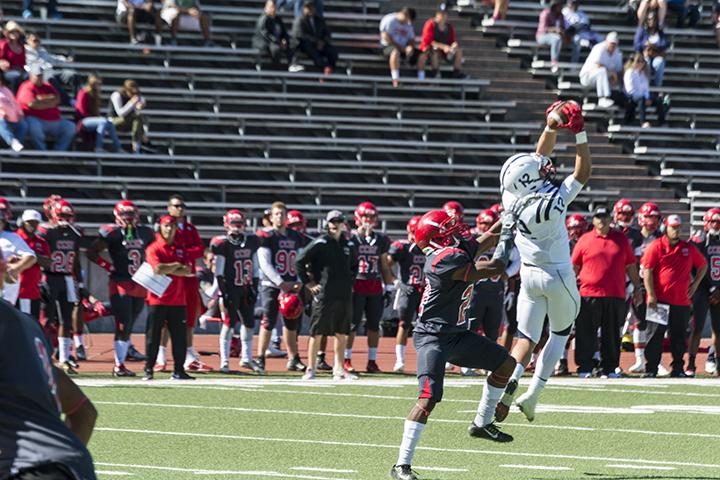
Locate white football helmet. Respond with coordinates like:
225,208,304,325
500,153,555,197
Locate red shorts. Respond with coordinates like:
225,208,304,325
109,279,147,298
184,276,201,328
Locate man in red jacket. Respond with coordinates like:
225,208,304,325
15,209,50,320
416,4,465,79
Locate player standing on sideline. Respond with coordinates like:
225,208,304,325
388,216,425,373
38,200,84,375
16,209,50,321
443,201,465,225
390,207,522,480
256,201,306,372
86,200,154,377
493,100,591,423
0,200,37,307
348,201,396,373
210,209,263,374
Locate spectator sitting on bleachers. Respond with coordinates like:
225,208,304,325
22,0,61,19
116,0,164,45
291,0,337,75
634,11,666,87
563,0,603,64
16,64,75,151
75,74,123,153
25,33,74,106
0,73,27,152
417,4,466,79
161,0,213,47
110,79,147,153
253,0,302,71
623,53,666,127
492,0,509,21
379,6,422,87
636,0,698,28
535,0,564,70
1,21,28,92
636,0,665,27
580,31,623,109
277,0,323,18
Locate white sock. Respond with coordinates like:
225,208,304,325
114,340,128,366
635,347,645,362
530,352,538,364
395,344,406,363
474,381,504,427
526,374,547,398
391,69,400,81
59,337,71,363
368,347,378,361
157,345,166,365
240,324,253,363
344,348,352,360
73,334,84,348
417,70,425,80
396,420,425,466
185,347,196,367
510,362,525,382
561,348,568,361
529,333,569,396
219,325,231,364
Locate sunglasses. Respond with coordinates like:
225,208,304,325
169,203,186,209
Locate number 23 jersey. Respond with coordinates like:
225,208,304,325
415,247,474,335
99,224,155,281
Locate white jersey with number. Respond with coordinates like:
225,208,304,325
502,174,584,270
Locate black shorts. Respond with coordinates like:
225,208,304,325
396,288,422,329
45,275,76,330
17,298,42,321
414,330,509,402
692,290,720,335
224,287,256,329
116,8,156,25
468,288,504,342
260,285,301,332
310,296,351,336
381,45,419,65
352,293,384,333
110,294,145,339
9,462,77,480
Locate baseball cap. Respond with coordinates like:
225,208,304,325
28,63,43,76
665,214,682,227
606,31,619,44
593,206,610,217
326,210,345,223
303,0,315,6
21,209,42,223
159,215,176,225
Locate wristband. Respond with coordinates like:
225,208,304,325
544,125,557,133
64,395,88,416
575,131,588,144
94,257,114,273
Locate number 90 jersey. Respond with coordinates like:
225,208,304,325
37,223,83,275
415,247,474,335
210,234,260,288
257,228,304,282
99,224,156,281
502,174,584,268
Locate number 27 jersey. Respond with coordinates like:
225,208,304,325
99,224,156,281
415,247,474,335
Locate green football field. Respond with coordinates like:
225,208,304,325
77,375,720,480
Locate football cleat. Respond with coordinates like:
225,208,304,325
460,367,478,376
186,360,213,373
628,360,645,373
265,345,288,358
287,355,307,372
468,422,513,443
577,372,593,378
334,369,359,381
344,359,356,373
256,356,266,371
390,464,418,480
153,362,167,372
554,359,569,376
515,392,538,422
642,371,657,378
601,372,626,379
75,345,87,361
142,371,153,381
57,361,78,375
706,358,717,375
112,364,136,377
685,367,696,378
657,364,671,377
240,359,265,375
171,372,196,380
366,360,382,374
126,345,147,361
67,356,80,369
393,361,405,373
302,368,316,380
220,361,230,374
494,379,517,423
670,370,688,378
316,353,333,371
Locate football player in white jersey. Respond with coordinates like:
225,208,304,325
492,100,591,423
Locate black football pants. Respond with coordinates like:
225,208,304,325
645,305,691,375
144,304,187,375
575,297,625,375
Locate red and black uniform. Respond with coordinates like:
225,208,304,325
690,232,720,346
15,227,50,320
632,230,662,323
414,247,509,402
99,223,155,339
389,240,425,330
210,233,260,328
175,220,205,328
468,245,506,342
351,230,391,334
36,223,82,331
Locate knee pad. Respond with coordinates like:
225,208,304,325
553,324,573,336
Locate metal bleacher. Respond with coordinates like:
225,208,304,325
0,0,690,237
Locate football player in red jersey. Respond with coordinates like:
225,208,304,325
15,209,51,321
210,209,263,374
86,200,155,376
0,200,38,307
390,207,521,480
348,201,396,373
37,199,83,374
388,216,425,373
687,208,720,376
566,213,588,247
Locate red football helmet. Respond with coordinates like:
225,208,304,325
0,197,11,222
613,199,634,227
475,209,499,234
354,201,378,228
223,209,246,237
407,216,421,234
278,292,303,320
704,208,720,235
489,203,504,215
114,200,139,228
638,202,661,231
286,209,306,233
443,201,465,223
415,209,468,254
43,194,63,221
566,214,588,241
53,199,75,226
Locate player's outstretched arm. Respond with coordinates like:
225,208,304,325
544,100,591,184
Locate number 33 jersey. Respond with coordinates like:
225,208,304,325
99,224,155,281
502,174,584,269
415,247,474,335
37,224,84,276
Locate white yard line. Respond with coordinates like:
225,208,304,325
606,464,675,471
95,463,351,480
94,427,720,470
499,464,573,471
289,468,357,474
412,466,469,472
95,471,133,476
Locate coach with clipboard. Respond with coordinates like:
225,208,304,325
641,215,707,378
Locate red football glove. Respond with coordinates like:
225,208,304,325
546,100,585,134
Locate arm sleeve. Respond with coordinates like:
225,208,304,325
145,245,159,268
641,242,658,270
505,246,521,278
561,174,584,205
258,246,284,286
10,234,36,258
111,91,135,118
252,252,259,278
213,255,226,278
184,226,205,262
